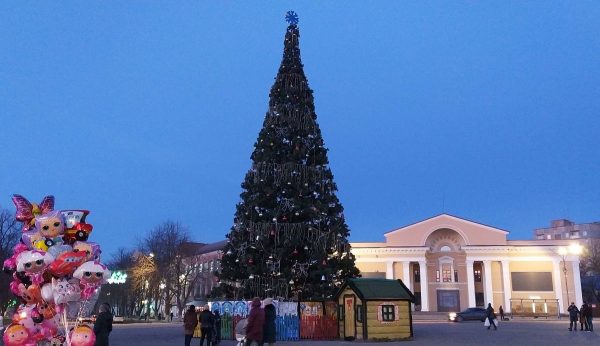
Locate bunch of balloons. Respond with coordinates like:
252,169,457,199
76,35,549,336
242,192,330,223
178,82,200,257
2,194,109,346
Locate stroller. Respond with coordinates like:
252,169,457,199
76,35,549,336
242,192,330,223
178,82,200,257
234,318,248,346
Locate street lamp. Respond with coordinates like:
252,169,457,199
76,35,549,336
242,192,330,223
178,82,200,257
558,244,583,309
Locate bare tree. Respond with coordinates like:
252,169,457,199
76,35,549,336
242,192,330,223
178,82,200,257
133,221,192,319
0,208,21,315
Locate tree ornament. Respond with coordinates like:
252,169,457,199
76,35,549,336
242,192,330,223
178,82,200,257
248,258,254,265
292,248,299,255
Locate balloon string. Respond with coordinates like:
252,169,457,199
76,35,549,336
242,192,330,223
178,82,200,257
63,307,71,346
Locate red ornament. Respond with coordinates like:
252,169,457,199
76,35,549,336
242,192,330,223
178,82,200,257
322,259,327,266
292,248,299,256
248,258,254,265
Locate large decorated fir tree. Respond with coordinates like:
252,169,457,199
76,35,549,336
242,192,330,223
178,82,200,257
218,12,359,300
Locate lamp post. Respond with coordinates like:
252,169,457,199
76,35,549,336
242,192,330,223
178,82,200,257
558,244,583,311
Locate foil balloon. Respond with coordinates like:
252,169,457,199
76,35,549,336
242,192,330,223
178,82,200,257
73,241,101,261
37,301,57,319
73,261,110,299
48,250,87,277
44,278,81,305
16,250,53,284
17,283,42,306
35,210,65,244
70,325,96,346
3,323,35,346
47,244,73,259
50,335,66,346
3,243,28,273
61,210,93,244
12,194,54,232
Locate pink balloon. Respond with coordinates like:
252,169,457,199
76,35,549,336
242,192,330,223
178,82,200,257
70,325,96,346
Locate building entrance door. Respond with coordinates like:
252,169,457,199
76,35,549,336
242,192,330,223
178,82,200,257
437,290,460,312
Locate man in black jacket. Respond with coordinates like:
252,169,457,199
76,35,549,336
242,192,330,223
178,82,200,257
199,305,215,346
568,302,579,331
94,302,113,346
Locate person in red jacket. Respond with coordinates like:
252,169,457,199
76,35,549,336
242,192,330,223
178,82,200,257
245,297,265,346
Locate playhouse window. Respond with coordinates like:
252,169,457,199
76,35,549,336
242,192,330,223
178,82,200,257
381,305,395,321
338,304,344,320
356,305,363,323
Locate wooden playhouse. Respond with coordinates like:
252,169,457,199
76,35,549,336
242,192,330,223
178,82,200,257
335,278,415,341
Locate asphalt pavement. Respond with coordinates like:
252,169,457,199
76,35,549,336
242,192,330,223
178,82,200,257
109,319,598,346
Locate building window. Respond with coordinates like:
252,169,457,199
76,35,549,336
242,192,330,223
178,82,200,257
436,270,440,282
414,268,420,283
440,245,451,252
381,305,395,321
356,305,363,323
454,270,459,282
474,269,482,282
338,305,344,320
442,267,452,282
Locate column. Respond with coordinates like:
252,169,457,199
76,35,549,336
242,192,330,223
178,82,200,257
418,261,429,311
572,260,583,308
466,259,475,308
483,260,494,307
552,259,564,313
501,260,511,313
402,261,412,291
386,261,394,279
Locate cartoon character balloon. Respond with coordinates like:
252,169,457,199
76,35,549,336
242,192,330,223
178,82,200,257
70,325,96,346
3,323,35,346
41,278,81,305
32,210,65,249
73,241,101,261
16,250,53,284
73,261,110,299
47,250,87,277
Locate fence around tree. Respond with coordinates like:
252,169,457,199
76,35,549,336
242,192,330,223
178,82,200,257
209,300,338,341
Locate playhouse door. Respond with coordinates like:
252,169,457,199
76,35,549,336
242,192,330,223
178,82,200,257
344,295,356,339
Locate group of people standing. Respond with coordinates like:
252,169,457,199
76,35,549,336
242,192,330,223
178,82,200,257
183,304,222,346
244,297,276,346
183,297,276,346
567,301,594,332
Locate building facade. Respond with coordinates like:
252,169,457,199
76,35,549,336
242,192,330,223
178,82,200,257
535,219,600,240
350,214,583,314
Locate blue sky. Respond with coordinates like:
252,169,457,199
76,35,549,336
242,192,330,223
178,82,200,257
2,2,599,258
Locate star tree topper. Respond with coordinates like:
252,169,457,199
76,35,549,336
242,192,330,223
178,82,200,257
285,10,299,25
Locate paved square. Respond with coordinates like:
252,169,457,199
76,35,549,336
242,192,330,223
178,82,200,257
110,320,598,345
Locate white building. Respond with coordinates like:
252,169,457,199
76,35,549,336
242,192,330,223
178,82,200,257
351,214,583,315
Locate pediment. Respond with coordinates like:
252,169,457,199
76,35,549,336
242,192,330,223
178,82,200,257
384,214,508,247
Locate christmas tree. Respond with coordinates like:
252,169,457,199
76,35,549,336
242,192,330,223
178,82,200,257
218,11,359,300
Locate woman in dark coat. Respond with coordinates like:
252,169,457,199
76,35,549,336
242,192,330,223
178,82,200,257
93,302,113,346
183,305,198,346
245,297,265,346
262,298,276,346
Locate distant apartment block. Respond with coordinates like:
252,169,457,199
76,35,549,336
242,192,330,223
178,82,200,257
534,219,600,240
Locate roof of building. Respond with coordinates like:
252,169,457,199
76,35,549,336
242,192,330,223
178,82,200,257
193,239,228,256
336,278,415,302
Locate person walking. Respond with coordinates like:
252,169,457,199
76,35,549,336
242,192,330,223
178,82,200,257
199,305,215,346
93,302,113,346
245,297,265,346
498,305,504,321
584,302,594,332
184,305,198,346
567,302,579,331
485,303,497,330
261,298,276,346
580,303,589,331
213,310,222,344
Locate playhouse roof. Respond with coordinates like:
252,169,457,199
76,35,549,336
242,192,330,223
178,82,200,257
336,279,415,302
